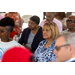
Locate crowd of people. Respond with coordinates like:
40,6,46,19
0,12,75,62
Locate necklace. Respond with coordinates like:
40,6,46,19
46,41,53,45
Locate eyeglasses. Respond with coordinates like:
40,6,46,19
55,44,70,51
28,21,36,25
66,20,75,23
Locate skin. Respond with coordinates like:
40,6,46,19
0,26,12,42
28,20,39,34
53,36,73,62
67,17,75,32
45,12,54,24
42,26,53,48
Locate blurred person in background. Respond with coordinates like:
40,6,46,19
40,12,62,32
66,15,75,32
54,32,75,62
18,15,44,53
1,46,33,62
66,12,72,18
5,12,22,41
61,15,75,33
0,12,4,20
34,22,61,62
55,12,67,30
0,12,6,17
0,17,22,61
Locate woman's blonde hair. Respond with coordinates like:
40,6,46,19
43,22,61,40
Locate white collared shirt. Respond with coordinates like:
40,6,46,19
65,58,75,62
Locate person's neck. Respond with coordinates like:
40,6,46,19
46,38,54,44
1,38,12,42
31,26,39,34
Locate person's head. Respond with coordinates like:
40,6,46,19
54,32,75,62
45,12,56,24
55,12,66,20
28,15,40,30
1,46,33,62
9,12,15,13
0,17,15,41
42,22,61,40
66,15,75,31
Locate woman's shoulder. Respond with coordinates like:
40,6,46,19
10,40,20,45
22,27,30,32
24,27,30,30
39,40,47,45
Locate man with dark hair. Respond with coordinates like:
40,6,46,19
40,12,62,32
18,15,44,53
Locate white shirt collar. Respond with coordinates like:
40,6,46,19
65,58,75,62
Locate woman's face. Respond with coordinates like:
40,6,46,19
28,20,38,30
66,18,75,30
0,26,10,41
42,26,52,39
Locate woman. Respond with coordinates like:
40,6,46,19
66,15,75,32
55,12,67,30
34,22,61,62
0,17,22,61
18,15,44,53
5,12,22,39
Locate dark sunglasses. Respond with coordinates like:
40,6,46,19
55,44,70,51
66,20,75,23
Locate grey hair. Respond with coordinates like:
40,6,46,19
56,32,75,49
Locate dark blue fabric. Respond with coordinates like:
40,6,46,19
71,60,75,62
18,27,44,53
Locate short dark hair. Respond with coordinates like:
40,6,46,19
0,17,15,32
30,15,40,24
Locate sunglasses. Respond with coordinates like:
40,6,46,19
55,44,70,51
66,20,75,23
